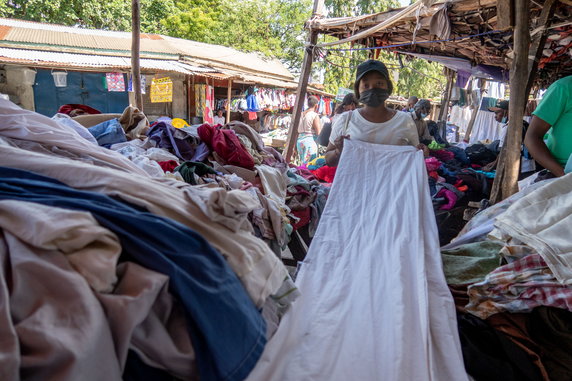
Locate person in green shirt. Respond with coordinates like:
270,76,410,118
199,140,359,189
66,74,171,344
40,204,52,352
525,75,572,177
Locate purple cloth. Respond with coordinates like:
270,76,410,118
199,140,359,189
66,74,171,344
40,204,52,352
191,143,210,162
456,71,471,88
147,122,198,161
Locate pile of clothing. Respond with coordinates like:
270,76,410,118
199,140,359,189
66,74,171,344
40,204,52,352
425,141,499,212
0,99,303,381
441,175,572,381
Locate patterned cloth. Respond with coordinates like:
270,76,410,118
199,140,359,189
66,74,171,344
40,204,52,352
467,253,572,319
296,133,318,165
105,72,126,92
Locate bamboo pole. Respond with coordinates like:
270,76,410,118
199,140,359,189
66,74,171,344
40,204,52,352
490,0,529,203
284,0,324,163
131,0,143,110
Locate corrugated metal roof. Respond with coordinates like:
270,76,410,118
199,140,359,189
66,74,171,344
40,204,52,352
0,18,295,86
4,27,173,54
0,47,226,77
163,36,294,80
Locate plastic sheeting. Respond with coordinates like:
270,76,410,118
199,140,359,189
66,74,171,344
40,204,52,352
247,140,468,381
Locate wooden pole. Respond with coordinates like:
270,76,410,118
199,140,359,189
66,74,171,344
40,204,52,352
187,76,192,122
490,0,529,203
438,68,454,121
131,0,143,110
226,79,232,123
284,0,324,163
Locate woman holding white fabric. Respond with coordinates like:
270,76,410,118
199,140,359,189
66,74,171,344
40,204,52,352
325,60,428,167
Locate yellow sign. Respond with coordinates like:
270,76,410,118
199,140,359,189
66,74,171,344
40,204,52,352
150,77,173,103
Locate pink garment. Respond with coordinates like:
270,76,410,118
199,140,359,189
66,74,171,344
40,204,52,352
204,85,214,125
435,188,458,210
425,157,442,172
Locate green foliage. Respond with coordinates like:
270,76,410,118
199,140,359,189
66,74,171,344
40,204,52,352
162,0,312,73
0,0,178,33
393,56,445,100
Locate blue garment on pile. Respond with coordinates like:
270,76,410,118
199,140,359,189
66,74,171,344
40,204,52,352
0,167,266,381
87,118,127,147
447,146,470,164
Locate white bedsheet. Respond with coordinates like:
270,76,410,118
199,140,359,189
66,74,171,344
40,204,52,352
247,139,467,381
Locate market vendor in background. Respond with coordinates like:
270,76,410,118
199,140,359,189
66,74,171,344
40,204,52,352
488,99,536,175
489,100,510,146
331,93,358,124
213,109,226,126
409,99,434,144
525,75,572,177
325,60,427,167
403,96,418,112
297,96,322,164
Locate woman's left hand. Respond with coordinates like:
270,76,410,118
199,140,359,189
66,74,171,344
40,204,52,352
416,143,429,157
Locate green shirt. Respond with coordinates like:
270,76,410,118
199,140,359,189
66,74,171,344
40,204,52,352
533,75,572,166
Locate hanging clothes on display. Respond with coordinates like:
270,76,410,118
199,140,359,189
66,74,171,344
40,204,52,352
127,74,146,94
204,85,214,125
105,73,126,92
246,87,260,112
247,140,467,381
194,84,206,117
260,114,291,131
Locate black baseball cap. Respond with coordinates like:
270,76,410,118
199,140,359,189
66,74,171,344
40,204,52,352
488,99,509,112
354,59,393,99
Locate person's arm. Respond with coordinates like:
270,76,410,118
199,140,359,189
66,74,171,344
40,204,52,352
421,120,433,142
326,113,345,166
325,136,348,167
312,114,322,135
524,115,565,176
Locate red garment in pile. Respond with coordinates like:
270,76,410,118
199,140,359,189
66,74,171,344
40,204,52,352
310,166,337,183
158,160,179,173
197,124,255,169
291,208,311,230
57,104,101,115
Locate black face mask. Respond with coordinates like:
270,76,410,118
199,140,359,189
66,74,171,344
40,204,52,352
359,88,389,107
